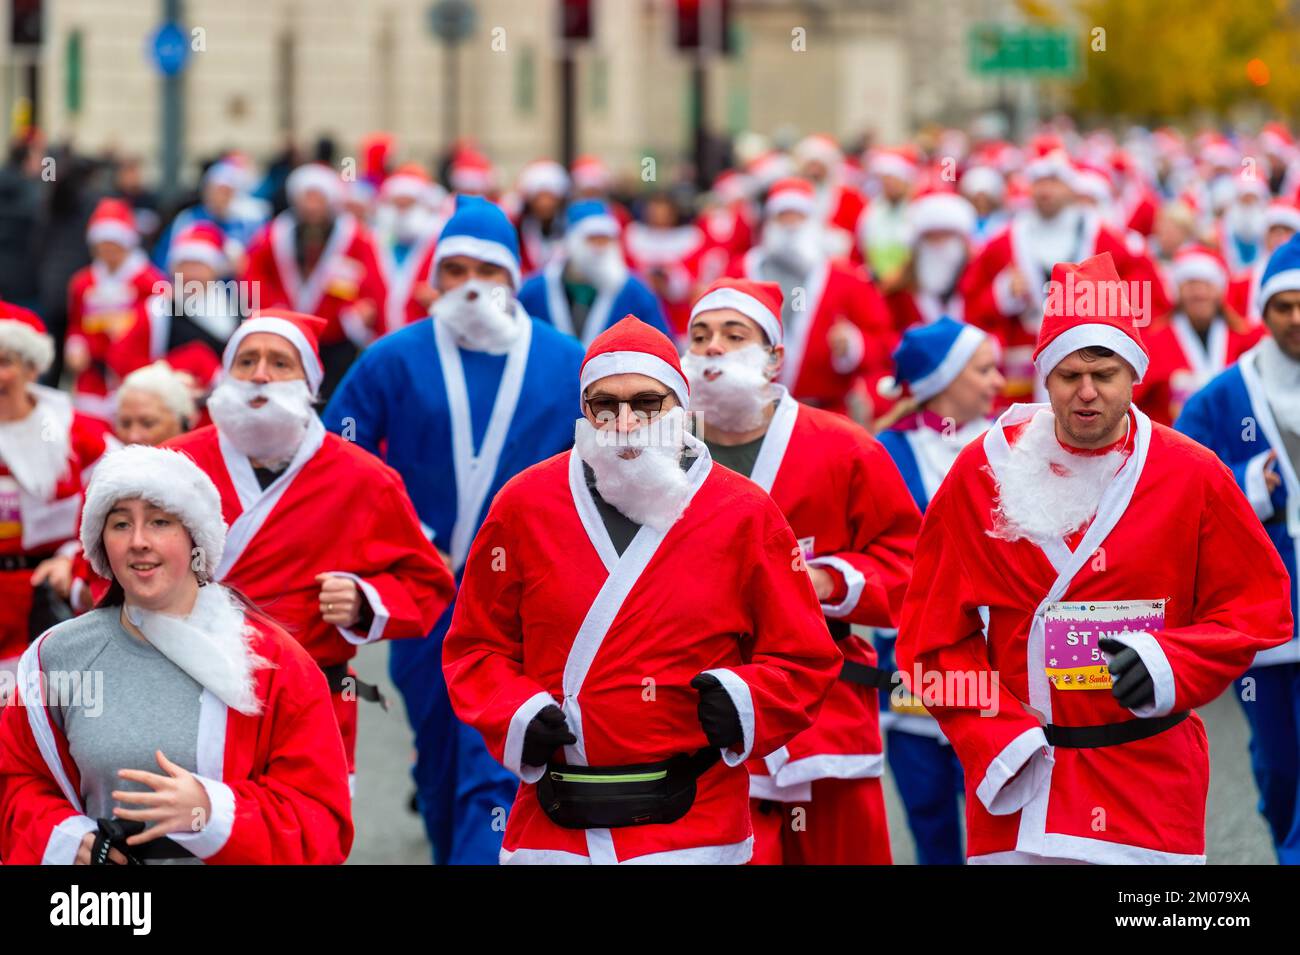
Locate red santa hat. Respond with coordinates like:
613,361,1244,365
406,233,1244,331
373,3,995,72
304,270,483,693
168,221,229,274
449,148,496,194
746,150,794,190
869,147,919,183
86,198,140,249
711,170,752,204
571,154,611,192
580,316,690,411
910,191,977,238
286,163,344,210
223,309,328,395
1266,199,1300,235
794,134,843,168
80,444,227,580
764,177,816,218
1070,161,1114,203
380,163,434,204
517,159,570,199
690,277,784,346
960,165,1006,201
1025,147,1074,183
1260,122,1294,158
1033,252,1149,383
1169,245,1228,292
0,301,55,374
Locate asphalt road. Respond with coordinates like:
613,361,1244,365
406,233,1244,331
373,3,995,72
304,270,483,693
346,642,1276,865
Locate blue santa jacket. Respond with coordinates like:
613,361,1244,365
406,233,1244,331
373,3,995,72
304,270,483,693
323,316,585,571
517,261,671,348
1176,358,1299,653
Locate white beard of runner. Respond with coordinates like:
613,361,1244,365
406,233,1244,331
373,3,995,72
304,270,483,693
681,345,774,433
207,377,314,470
988,408,1126,547
574,406,691,533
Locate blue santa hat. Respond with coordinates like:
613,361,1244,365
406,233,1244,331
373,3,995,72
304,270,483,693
1258,232,1300,313
886,317,989,404
433,195,521,288
566,199,621,242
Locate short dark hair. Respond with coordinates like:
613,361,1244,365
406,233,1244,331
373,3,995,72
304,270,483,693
1076,346,1116,362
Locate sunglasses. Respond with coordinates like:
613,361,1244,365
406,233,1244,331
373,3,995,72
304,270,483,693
583,391,672,421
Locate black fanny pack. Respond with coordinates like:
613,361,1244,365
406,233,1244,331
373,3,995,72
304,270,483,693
91,818,196,864
535,748,721,830
1044,710,1189,748
320,662,388,709
28,581,73,643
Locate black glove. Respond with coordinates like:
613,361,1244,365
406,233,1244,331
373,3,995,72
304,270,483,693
522,704,576,767
690,674,743,750
90,818,145,865
1098,637,1156,710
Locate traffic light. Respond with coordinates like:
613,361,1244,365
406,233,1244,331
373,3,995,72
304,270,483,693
674,0,733,54
11,0,43,45
560,0,593,41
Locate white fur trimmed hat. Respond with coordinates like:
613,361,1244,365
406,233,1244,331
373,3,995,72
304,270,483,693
80,445,227,580
0,302,55,374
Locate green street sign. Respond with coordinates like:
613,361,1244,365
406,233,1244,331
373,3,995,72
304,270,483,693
969,24,1078,77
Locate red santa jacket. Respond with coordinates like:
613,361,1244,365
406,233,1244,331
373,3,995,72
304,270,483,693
1134,313,1265,426
241,212,388,347
696,204,755,267
741,389,920,799
442,439,841,864
0,604,354,864
0,386,110,659
897,403,1293,863
376,232,439,334
624,222,721,338
104,293,227,391
961,213,1173,402
66,252,167,419
731,250,897,417
167,421,454,670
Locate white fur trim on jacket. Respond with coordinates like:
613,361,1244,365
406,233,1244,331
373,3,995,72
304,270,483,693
321,571,390,646
79,444,228,579
700,667,756,765
975,726,1053,815
1100,630,1177,718
504,691,559,783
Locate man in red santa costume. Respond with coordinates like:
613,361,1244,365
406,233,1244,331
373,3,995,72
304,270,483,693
1135,245,1264,426
1227,199,1300,322
794,134,865,260
513,159,571,277
371,163,445,333
0,444,352,864
0,303,110,681
66,198,168,422
898,252,1293,864
442,316,840,864
241,163,387,400
729,177,895,418
166,309,455,784
625,191,711,337
885,191,978,335
682,278,920,864
962,149,1171,403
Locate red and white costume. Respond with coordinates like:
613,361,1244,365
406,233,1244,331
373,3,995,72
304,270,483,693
442,319,840,864
167,312,455,772
898,254,1293,863
66,200,167,422
624,221,715,337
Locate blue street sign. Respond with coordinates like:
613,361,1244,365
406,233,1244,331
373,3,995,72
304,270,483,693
149,21,190,77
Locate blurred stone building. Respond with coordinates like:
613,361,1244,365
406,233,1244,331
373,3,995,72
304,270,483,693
1,0,1023,186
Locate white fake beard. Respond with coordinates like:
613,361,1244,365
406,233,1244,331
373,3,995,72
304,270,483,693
681,345,775,433
914,238,967,295
207,377,314,469
1258,336,1300,434
567,241,627,291
762,222,821,274
432,279,522,354
1225,202,1266,244
126,583,271,716
988,409,1126,547
574,406,692,533
0,390,72,500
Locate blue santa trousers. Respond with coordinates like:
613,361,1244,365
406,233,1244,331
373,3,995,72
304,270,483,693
389,608,517,865
884,729,966,865
1236,662,1300,865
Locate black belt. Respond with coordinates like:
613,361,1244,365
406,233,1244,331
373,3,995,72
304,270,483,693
827,619,853,641
0,552,56,572
839,659,899,691
321,662,388,709
536,747,721,829
91,818,195,864
1044,711,1189,748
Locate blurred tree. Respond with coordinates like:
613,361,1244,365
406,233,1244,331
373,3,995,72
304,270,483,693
1030,0,1300,121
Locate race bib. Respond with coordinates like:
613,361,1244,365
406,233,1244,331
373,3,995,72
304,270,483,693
0,476,20,541
1044,599,1166,691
